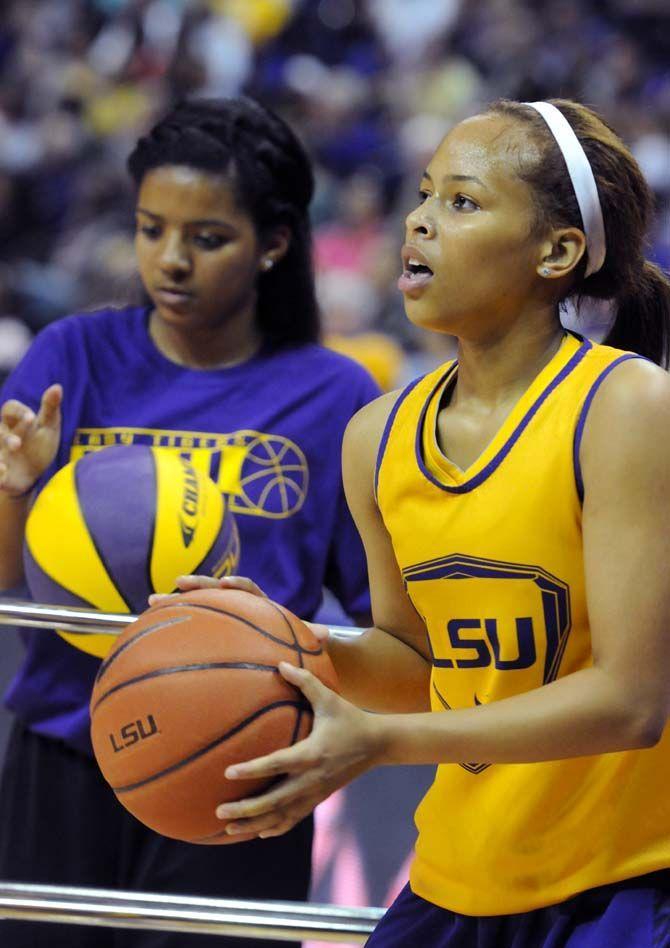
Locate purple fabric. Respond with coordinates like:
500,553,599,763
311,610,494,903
367,877,670,948
2,306,380,753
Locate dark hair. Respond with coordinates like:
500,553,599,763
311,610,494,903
488,98,670,367
127,96,319,348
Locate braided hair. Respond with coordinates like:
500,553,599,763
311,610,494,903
127,97,319,347
489,99,670,367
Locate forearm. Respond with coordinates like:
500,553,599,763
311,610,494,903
376,666,665,766
326,625,431,713
0,493,29,589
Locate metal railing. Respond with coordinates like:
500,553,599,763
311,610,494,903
0,599,361,639
0,601,375,943
0,883,383,942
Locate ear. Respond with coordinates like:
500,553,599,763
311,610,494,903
536,227,587,280
259,225,291,273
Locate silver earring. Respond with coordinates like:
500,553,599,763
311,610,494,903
541,267,551,277
262,258,273,271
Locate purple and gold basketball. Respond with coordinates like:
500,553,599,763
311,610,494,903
23,445,240,658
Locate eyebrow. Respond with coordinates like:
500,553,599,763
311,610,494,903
421,171,489,191
136,208,230,227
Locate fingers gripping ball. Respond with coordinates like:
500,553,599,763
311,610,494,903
89,588,339,843
23,445,239,657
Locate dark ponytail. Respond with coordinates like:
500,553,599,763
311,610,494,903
489,98,670,367
605,261,670,366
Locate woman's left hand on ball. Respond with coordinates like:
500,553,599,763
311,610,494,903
216,662,382,840
148,574,267,606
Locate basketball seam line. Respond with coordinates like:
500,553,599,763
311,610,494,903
262,599,305,668
289,705,304,746
113,699,311,794
95,615,191,684
91,662,280,712
194,703,308,842
148,601,322,658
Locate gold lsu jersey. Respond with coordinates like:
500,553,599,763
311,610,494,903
375,331,670,915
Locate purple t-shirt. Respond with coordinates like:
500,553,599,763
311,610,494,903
1,306,380,753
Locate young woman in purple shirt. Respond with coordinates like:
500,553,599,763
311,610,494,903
0,97,379,948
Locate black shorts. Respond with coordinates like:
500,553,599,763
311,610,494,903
0,722,313,948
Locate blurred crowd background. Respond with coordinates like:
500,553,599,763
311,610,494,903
0,0,668,390
0,3,668,927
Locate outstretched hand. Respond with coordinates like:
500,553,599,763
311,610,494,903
0,384,62,497
215,661,383,841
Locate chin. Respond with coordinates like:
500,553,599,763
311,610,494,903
404,298,458,334
155,305,201,327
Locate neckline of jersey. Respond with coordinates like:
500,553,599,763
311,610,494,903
416,330,592,494
136,305,274,381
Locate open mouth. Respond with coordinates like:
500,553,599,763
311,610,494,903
406,260,433,278
398,255,434,294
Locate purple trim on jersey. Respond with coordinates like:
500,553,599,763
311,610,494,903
573,354,644,503
75,445,156,613
374,376,425,502
415,335,592,495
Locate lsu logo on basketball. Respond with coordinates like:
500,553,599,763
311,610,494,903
178,455,200,548
109,714,159,753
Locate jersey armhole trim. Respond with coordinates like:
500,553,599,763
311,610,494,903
373,375,425,504
573,353,644,503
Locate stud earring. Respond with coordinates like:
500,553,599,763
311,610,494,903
262,258,274,271
541,267,551,277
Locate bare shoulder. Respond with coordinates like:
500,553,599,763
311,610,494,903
581,357,670,477
586,358,670,431
343,388,405,462
341,389,405,512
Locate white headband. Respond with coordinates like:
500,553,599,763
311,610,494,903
523,101,606,277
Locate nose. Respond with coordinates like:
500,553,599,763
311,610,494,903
159,231,191,277
405,202,436,240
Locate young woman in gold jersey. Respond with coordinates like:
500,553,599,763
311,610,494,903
165,99,670,946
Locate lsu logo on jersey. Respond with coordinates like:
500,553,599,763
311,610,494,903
70,427,309,520
403,553,572,774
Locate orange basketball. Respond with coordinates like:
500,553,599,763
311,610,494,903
89,588,338,844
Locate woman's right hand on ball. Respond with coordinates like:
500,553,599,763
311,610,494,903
0,384,62,498
148,574,268,606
